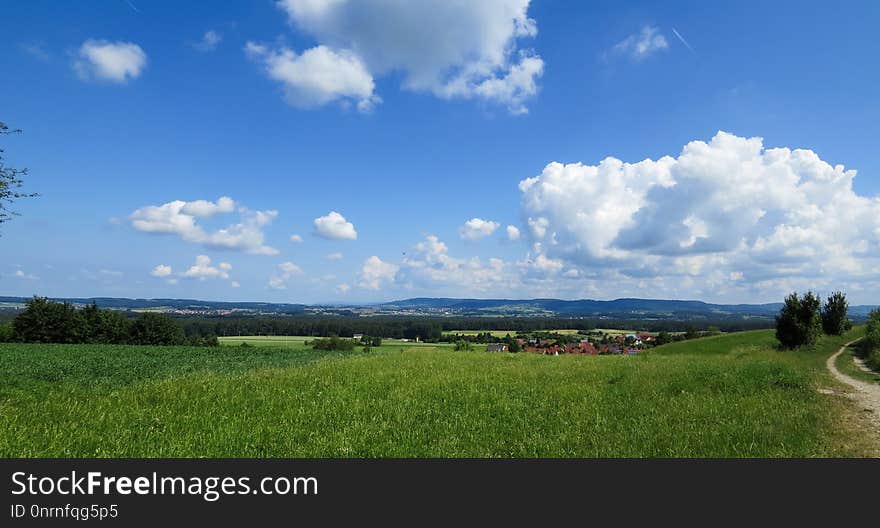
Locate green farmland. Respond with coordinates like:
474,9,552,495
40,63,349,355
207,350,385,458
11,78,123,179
219,335,453,349
1,329,875,457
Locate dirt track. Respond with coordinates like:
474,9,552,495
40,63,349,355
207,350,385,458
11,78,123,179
826,340,880,429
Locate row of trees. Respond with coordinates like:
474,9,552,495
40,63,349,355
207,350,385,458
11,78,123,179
2,297,217,346
179,314,772,343
775,291,851,348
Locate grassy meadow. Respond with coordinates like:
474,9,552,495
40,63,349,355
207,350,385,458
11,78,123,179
0,328,873,457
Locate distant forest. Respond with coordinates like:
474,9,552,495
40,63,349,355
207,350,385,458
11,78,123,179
178,315,774,340
0,306,776,342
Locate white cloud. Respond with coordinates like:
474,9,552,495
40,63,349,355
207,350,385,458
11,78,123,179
270,0,543,113
396,235,511,294
194,30,222,52
231,281,241,288
506,225,521,241
313,211,357,240
290,234,303,243
336,283,351,293
150,264,173,278
518,131,880,301
610,26,668,61
325,252,343,261
74,39,147,82
180,196,235,217
269,261,304,290
459,218,500,241
359,256,398,290
14,269,38,280
129,197,279,255
246,42,380,112
182,255,232,281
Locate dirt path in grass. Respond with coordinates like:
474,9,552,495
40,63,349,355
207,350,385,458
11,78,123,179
827,340,880,429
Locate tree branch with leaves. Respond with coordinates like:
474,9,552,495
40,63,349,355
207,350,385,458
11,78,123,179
0,121,39,231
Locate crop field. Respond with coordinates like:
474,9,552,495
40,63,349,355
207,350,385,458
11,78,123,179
0,329,870,457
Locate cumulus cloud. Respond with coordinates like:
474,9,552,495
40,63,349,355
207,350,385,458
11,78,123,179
150,264,173,277
359,256,398,290
518,131,880,300
336,283,350,293
129,197,279,255
459,218,500,241
395,235,511,294
269,0,543,113
194,30,222,52
325,252,343,261
181,255,233,281
74,39,147,82
609,26,668,61
290,234,303,243
313,211,357,240
245,42,380,112
268,261,303,290
506,225,521,241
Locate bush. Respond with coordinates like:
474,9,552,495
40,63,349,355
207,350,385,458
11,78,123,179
129,313,186,346
861,309,880,371
0,322,13,342
311,336,355,351
454,340,472,351
187,335,220,347
775,291,822,349
821,291,851,336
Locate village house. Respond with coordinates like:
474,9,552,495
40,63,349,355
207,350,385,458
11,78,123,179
486,343,508,352
565,341,599,355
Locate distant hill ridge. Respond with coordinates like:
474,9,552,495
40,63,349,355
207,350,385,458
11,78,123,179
380,297,786,315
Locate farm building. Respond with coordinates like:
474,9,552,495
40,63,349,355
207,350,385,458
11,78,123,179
486,343,508,352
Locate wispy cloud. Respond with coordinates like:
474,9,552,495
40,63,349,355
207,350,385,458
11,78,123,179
609,26,668,61
20,42,50,61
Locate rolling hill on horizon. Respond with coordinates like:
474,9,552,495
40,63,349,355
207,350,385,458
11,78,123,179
2,295,876,320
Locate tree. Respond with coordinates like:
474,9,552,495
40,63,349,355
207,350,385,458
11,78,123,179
655,331,672,346
81,302,132,344
821,291,851,336
502,335,522,352
775,291,822,348
12,297,84,343
1,122,38,230
129,313,185,346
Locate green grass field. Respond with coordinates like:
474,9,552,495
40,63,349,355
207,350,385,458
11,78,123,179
0,328,872,457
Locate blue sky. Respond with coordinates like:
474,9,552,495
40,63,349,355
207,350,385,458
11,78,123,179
2,0,880,304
